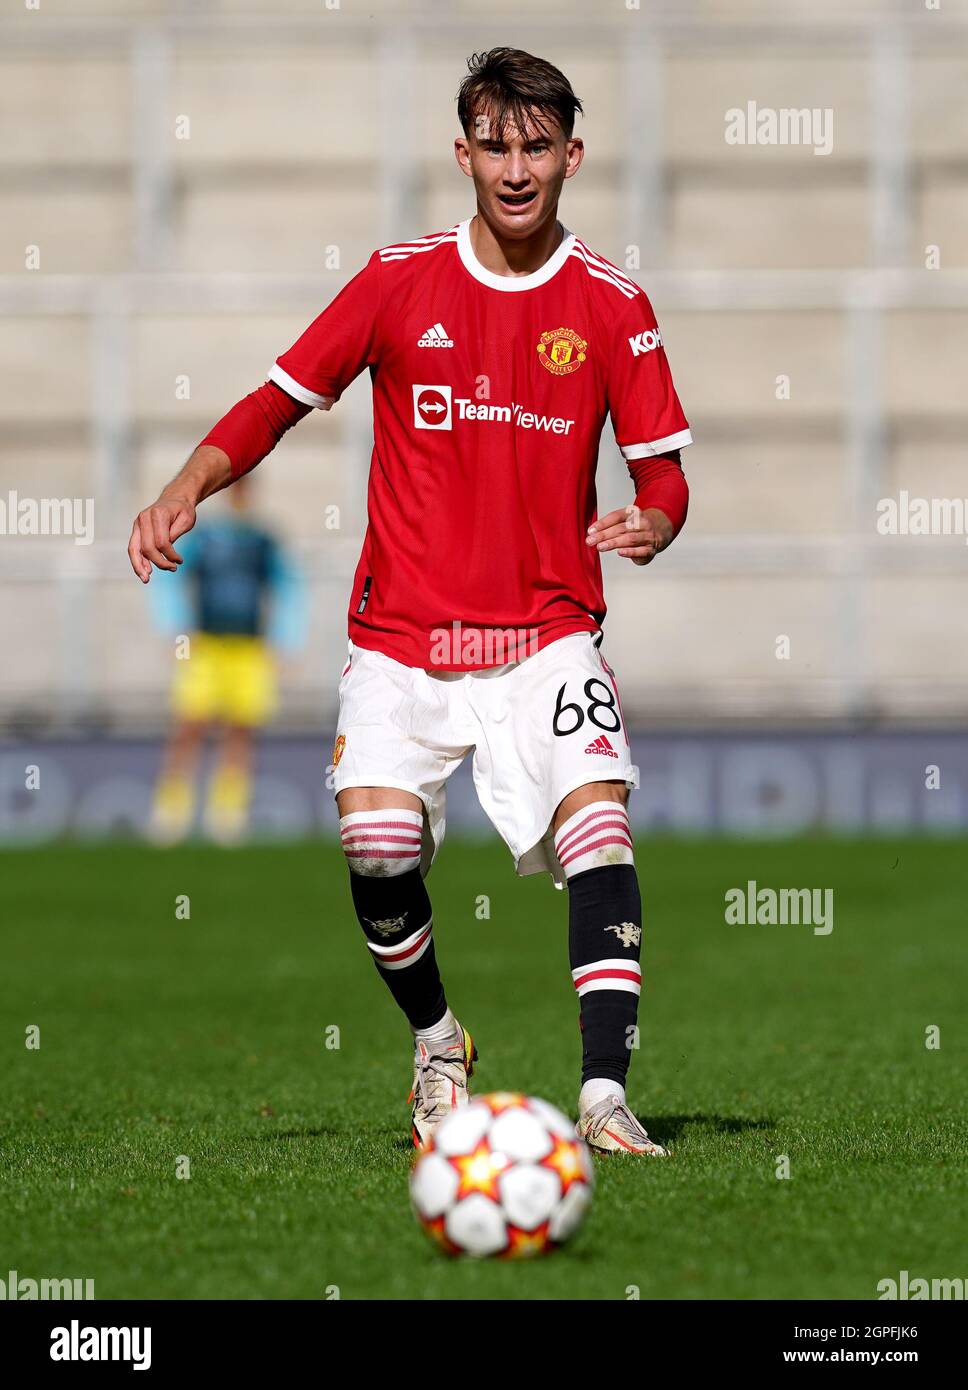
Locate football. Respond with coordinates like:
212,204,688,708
409,1092,595,1258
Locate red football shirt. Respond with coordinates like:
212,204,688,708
269,218,692,670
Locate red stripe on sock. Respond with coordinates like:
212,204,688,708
573,967,641,989
341,831,422,845
555,809,630,859
375,925,432,963
559,833,633,868
345,847,421,860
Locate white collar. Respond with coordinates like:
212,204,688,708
456,216,575,292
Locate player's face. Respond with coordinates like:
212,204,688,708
455,108,583,239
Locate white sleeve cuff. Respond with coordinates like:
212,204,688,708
620,428,693,459
268,362,335,410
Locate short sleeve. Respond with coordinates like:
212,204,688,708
606,289,692,459
267,251,382,410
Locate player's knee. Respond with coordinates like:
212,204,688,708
339,806,424,877
555,781,628,826
553,799,635,879
343,816,433,955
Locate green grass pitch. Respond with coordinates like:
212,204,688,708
2,836,965,1300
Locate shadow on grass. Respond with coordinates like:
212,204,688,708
644,1113,777,1145
257,1115,775,1150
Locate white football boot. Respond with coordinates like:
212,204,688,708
577,1094,668,1156
408,1020,478,1150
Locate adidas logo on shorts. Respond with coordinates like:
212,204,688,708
418,322,454,348
584,734,619,758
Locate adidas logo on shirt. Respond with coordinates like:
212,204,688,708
418,323,454,348
584,734,619,758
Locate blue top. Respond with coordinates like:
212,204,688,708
149,516,307,650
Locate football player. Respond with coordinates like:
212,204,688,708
128,48,692,1156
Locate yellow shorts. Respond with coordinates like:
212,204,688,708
170,633,277,728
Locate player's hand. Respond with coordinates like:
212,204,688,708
128,495,197,582
585,505,673,566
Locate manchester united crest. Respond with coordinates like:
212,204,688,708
332,733,346,767
536,326,587,376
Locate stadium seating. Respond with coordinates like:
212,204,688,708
1,4,966,725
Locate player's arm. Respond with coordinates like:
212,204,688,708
587,449,688,566
128,250,383,583
127,383,308,582
597,284,692,567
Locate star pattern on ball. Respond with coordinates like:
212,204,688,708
540,1134,587,1195
481,1091,527,1114
504,1222,552,1259
449,1139,510,1200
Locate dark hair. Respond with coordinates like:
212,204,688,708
456,47,583,143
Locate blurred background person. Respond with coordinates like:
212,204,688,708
148,476,307,845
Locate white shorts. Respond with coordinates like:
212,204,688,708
331,630,635,887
